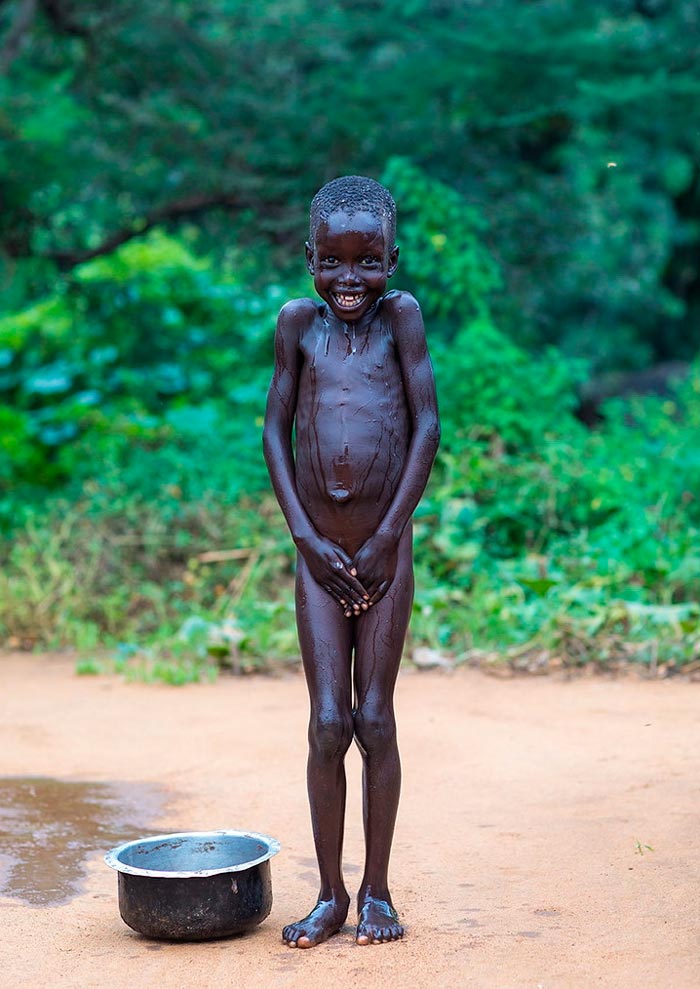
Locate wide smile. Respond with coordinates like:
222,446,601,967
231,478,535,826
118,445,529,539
332,292,367,310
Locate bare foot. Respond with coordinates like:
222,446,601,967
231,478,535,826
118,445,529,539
356,894,404,945
282,896,350,948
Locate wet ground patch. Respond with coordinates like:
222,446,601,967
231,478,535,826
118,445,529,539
0,777,165,906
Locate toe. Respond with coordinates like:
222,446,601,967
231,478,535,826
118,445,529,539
283,924,303,946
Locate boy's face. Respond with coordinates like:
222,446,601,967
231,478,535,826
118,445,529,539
305,210,398,322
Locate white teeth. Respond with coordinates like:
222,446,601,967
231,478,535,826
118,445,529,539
334,293,365,308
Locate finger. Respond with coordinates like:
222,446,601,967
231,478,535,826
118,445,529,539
336,574,370,605
329,558,366,598
365,571,394,597
322,583,347,607
348,566,371,598
351,593,369,611
330,579,367,611
363,579,382,598
340,569,371,598
333,547,355,570
368,581,390,606
333,552,370,597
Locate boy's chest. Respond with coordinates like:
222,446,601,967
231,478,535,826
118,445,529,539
299,317,398,384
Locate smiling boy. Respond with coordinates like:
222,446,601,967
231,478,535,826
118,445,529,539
263,175,440,947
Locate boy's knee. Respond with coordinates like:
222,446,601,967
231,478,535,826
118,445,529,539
353,706,396,754
309,710,353,761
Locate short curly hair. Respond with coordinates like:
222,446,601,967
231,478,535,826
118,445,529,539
309,175,396,245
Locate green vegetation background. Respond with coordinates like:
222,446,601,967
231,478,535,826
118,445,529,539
1,1,699,680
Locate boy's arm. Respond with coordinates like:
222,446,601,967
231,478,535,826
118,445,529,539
263,300,370,613
353,292,440,603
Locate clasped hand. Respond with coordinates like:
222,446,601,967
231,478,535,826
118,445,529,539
297,530,399,617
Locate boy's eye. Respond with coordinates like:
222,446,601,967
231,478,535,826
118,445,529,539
360,256,381,266
320,256,338,266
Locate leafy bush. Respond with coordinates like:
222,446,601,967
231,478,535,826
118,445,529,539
0,231,290,495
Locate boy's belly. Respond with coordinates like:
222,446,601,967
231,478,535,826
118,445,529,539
295,381,410,550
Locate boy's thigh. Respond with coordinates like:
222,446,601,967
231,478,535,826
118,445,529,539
295,554,354,703
353,528,414,697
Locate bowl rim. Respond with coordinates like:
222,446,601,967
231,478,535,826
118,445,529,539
104,829,281,879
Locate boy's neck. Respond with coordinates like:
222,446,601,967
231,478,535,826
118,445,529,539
321,295,383,332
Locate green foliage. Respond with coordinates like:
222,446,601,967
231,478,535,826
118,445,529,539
382,158,501,330
383,158,587,458
4,361,697,681
0,47,698,681
2,1,700,368
412,365,700,668
0,231,288,496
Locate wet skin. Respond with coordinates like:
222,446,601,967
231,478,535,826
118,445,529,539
263,209,440,946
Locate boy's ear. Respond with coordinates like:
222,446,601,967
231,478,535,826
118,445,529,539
305,241,315,275
387,245,399,278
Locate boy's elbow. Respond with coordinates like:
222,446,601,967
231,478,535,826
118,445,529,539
263,419,292,473
425,415,441,454
262,423,276,464
431,421,441,458
414,415,440,464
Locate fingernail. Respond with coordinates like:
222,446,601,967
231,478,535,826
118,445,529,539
363,594,370,600
350,568,357,576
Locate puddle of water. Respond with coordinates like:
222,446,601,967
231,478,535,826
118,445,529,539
0,777,166,906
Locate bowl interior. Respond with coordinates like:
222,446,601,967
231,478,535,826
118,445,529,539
108,831,279,877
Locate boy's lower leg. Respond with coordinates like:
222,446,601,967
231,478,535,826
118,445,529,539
282,753,352,947
355,730,404,944
283,559,353,948
353,527,413,945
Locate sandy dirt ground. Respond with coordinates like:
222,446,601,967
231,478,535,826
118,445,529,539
0,653,698,989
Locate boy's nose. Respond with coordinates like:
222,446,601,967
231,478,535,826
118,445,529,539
337,266,361,286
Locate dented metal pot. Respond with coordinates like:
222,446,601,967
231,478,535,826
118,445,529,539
105,830,280,941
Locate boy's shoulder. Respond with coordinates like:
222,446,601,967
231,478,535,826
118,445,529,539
278,297,319,324
380,290,424,344
381,289,421,317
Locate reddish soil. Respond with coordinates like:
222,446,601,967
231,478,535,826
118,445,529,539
1,653,698,988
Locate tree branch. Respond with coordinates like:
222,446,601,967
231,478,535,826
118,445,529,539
46,192,243,271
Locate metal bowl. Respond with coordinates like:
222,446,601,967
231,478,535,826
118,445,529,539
105,830,281,941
